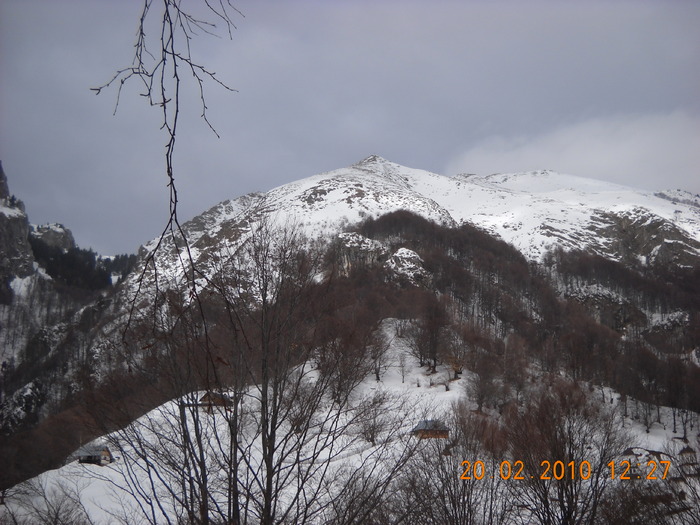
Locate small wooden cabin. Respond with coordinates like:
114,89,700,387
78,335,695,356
73,444,114,466
199,391,234,413
411,419,449,439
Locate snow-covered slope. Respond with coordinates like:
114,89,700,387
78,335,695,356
5,154,699,414
3,320,696,524
265,155,700,264
139,155,700,292
3,157,700,521
448,169,700,263
129,155,457,294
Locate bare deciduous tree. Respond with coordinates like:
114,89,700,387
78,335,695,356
1,473,93,525
505,379,629,525
369,329,392,382
389,402,512,525
94,219,417,524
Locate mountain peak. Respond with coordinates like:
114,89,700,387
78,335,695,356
350,155,406,182
354,154,389,167
141,157,700,280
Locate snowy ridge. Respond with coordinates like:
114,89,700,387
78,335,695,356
255,157,699,264
262,154,456,235
444,169,700,261
124,155,700,313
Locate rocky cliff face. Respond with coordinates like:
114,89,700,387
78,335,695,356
0,162,34,288
30,223,76,252
592,207,700,268
0,162,10,199
0,165,101,434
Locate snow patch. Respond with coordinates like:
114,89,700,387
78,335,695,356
385,248,428,284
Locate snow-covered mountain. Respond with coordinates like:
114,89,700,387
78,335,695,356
274,155,700,264
5,153,700,376
0,156,700,523
140,154,700,291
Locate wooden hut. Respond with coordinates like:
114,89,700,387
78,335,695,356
199,391,234,414
411,419,449,439
71,444,114,466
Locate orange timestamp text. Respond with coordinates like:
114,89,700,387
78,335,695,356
460,459,672,481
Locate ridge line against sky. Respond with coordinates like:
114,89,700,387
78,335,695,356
1,0,698,254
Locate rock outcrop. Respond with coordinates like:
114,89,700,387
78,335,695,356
0,162,34,284
30,223,76,252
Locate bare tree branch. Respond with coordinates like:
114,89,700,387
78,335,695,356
93,1,240,339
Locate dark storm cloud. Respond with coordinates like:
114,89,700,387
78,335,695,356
1,0,698,254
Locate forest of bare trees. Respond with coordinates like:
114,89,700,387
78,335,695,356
67,220,421,524
3,210,699,524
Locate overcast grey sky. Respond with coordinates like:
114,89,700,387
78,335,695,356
1,0,699,255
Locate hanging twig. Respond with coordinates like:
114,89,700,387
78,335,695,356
93,0,241,338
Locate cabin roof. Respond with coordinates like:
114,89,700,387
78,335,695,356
200,391,233,403
66,443,113,464
74,444,111,456
412,419,448,432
